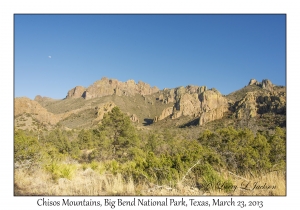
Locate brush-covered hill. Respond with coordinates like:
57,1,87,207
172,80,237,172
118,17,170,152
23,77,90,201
14,77,286,132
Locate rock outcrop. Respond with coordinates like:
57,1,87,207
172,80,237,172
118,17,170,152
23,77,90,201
247,78,274,91
261,79,274,91
158,107,174,120
154,86,228,126
234,92,258,119
198,89,228,125
229,79,284,119
172,93,201,119
66,86,86,98
94,101,116,121
248,79,259,86
34,95,56,103
66,77,159,99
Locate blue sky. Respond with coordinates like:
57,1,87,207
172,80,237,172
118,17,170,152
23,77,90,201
14,14,286,99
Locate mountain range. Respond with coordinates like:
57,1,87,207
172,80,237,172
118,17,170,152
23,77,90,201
14,77,286,132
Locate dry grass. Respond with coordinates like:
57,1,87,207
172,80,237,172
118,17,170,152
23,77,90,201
14,167,136,196
14,166,285,196
226,171,286,196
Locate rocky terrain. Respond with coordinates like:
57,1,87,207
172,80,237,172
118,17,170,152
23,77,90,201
14,77,286,131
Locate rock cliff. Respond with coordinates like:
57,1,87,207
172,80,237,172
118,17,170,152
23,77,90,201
155,86,228,125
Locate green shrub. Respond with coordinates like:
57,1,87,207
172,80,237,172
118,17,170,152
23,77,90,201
90,161,99,170
14,130,41,165
105,160,120,175
82,163,89,171
60,164,76,180
199,163,233,193
45,162,76,180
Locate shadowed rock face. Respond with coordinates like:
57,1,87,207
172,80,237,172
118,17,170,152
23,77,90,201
66,77,159,99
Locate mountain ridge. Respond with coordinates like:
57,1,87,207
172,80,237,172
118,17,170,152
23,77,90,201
14,77,286,131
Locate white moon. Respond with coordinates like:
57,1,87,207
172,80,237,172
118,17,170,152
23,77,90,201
48,56,51,58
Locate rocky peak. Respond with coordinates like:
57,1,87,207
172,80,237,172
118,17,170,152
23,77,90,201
34,95,55,102
66,86,86,99
247,78,274,91
34,95,43,101
248,79,259,86
66,77,159,100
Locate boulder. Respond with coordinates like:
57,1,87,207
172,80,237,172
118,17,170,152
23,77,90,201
130,114,139,123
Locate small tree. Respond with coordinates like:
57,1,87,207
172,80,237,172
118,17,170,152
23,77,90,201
78,129,94,149
14,129,41,168
268,127,286,168
97,107,139,161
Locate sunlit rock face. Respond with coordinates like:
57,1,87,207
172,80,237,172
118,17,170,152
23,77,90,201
155,86,228,126
66,77,159,99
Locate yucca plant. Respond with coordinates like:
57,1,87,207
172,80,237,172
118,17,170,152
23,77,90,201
45,162,76,180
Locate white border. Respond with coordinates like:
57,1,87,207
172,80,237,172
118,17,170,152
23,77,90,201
2,0,298,209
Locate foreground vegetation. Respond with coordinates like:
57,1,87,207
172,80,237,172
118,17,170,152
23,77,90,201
15,167,285,196
14,107,286,195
